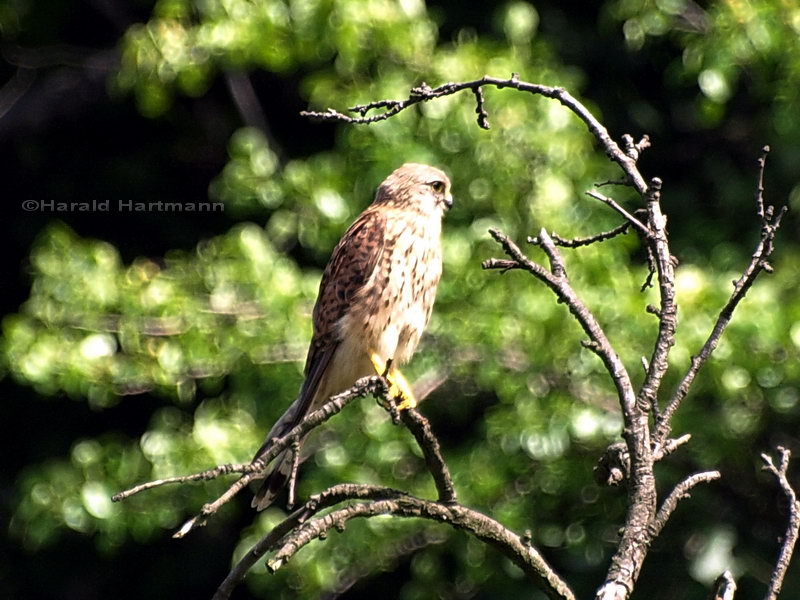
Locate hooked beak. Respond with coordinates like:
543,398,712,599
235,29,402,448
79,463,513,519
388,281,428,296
443,194,454,211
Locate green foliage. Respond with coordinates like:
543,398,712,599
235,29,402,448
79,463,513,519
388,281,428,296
607,0,800,133
4,0,800,598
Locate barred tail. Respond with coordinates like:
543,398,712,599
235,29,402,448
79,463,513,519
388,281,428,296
251,447,298,511
250,344,336,511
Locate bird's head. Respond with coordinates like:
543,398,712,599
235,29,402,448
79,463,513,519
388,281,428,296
374,163,453,215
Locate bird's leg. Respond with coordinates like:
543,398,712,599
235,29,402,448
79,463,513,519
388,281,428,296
369,352,417,410
390,368,417,410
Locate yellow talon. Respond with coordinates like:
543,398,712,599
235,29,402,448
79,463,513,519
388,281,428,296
369,352,417,410
391,369,417,410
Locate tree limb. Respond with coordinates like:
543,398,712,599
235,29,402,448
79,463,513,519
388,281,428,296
266,495,576,600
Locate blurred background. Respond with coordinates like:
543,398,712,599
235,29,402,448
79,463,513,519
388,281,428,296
2,1,799,598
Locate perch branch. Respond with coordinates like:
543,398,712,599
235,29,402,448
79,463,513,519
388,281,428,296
113,376,388,537
214,365,572,600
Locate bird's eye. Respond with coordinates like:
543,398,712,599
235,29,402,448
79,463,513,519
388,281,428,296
430,181,445,193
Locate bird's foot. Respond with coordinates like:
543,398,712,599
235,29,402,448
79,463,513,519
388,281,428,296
369,353,417,410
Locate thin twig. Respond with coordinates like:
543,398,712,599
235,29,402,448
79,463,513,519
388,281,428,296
472,86,490,129
648,471,721,540
286,439,301,510
755,146,769,219
528,219,635,249
111,462,260,502
595,178,634,188
585,190,651,239
761,447,800,600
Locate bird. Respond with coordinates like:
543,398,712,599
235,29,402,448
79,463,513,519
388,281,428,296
251,163,453,511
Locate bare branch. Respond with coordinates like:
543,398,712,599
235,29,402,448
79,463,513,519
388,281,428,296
528,219,635,249
654,151,786,445
303,75,650,193
709,571,737,600
648,471,721,540
399,408,457,503
761,447,800,600
585,190,651,239
484,227,659,597
111,462,260,502
267,495,576,600
212,484,408,600
636,177,678,417
113,376,389,537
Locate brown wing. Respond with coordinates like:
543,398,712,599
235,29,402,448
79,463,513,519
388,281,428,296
265,206,386,441
303,206,386,374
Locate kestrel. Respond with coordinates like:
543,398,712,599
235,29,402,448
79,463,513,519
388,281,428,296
252,163,453,510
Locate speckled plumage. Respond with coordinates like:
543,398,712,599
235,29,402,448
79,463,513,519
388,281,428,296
252,163,453,510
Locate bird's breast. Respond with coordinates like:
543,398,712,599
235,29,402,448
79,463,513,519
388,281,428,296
339,214,443,366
